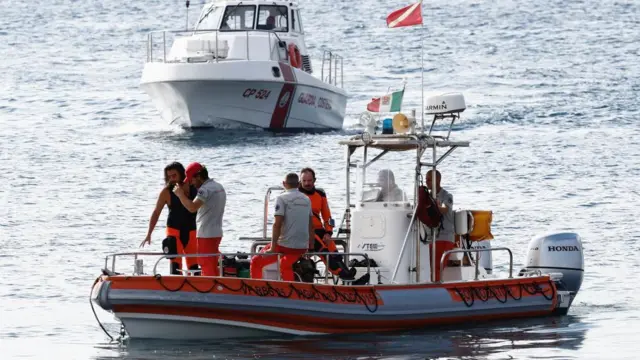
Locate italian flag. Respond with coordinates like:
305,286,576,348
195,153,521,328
366,89,404,113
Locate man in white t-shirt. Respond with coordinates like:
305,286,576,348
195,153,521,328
174,162,226,277
251,173,314,281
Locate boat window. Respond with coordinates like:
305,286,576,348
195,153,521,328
256,5,288,32
355,164,413,204
291,9,298,33
194,4,224,31
295,10,304,33
220,5,256,31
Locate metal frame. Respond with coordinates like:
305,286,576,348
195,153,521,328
320,50,344,88
339,113,472,285
262,185,284,239
147,29,285,64
439,247,514,283
249,240,361,283
148,252,281,278
260,185,351,251
249,239,348,253
103,250,369,284
146,28,343,88
104,252,162,274
428,112,461,140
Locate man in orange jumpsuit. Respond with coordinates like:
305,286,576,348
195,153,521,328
299,168,356,280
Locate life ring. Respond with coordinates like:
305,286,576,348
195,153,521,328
288,43,302,69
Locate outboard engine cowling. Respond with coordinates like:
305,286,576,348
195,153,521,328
524,232,584,295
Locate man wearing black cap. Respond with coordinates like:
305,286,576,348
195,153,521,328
173,162,227,277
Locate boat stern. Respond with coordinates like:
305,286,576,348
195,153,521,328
552,288,573,316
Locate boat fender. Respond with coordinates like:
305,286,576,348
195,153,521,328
288,43,302,69
162,236,177,255
416,185,443,229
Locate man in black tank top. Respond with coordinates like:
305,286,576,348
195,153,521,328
141,162,199,275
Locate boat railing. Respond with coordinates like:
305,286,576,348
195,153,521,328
262,185,284,239
148,252,278,277
439,247,514,283
146,29,286,63
104,251,164,274
261,186,350,245
320,50,344,88
249,240,360,284
249,239,348,254
104,250,370,285
148,251,370,284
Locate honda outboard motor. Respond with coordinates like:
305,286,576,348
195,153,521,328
524,232,584,303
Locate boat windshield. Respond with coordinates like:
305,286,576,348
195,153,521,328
220,5,257,31
256,5,288,32
195,4,224,31
355,164,413,204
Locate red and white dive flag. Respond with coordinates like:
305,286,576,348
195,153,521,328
386,1,423,28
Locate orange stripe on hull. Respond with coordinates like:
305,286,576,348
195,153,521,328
112,304,554,334
446,281,556,303
374,276,554,290
106,276,383,306
103,275,556,309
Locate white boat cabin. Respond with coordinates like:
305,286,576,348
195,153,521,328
165,0,312,72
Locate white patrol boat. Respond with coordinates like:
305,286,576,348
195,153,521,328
141,0,347,131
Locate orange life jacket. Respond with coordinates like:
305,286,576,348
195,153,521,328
299,187,334,233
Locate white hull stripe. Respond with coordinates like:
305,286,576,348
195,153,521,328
117,312,326,336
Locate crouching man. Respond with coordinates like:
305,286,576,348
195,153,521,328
251,173,314,282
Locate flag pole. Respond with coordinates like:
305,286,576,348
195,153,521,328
420,17,424,132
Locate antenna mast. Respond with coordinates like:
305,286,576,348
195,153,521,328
185,1,190,30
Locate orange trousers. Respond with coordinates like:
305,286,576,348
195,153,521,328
430,240,456,282
197,237,222,277
166,227,198,273
250,244,307,281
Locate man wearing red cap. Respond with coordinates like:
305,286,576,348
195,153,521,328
173,162,226,277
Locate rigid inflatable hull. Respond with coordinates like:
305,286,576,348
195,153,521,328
92,275,563,340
